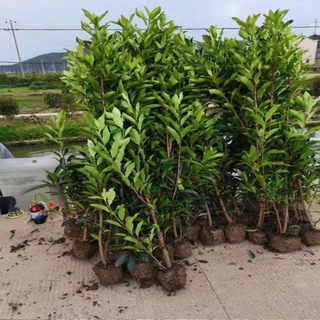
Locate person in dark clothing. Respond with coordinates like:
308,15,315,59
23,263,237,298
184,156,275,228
0,143,19,215
0,143,14,159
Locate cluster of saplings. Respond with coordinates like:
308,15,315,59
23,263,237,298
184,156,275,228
47,8,320,293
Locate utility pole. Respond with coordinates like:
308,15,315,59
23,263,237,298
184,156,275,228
5,20,25,78
40,59,45,75
314,18,318,35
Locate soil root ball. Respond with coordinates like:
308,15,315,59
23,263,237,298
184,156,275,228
183,224,201,242
200,226,225,246
268,234,301,253
64,219,82,239
93,262,123,286
301,228,320,246
131,262,157,288
225,223,247,243
72,240,97,259
247,230,267,245
157,264,187,292
173,240,192,259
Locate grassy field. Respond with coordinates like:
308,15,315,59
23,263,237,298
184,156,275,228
0,87,63,114
0,117,87,143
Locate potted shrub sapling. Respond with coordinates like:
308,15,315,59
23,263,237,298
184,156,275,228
95,188,159,288
202,28,249,244
286,93,320,246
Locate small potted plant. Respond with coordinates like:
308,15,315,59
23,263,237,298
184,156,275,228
28,201,52,224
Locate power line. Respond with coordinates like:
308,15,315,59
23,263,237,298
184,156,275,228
0,25,319,32
0,60,65,65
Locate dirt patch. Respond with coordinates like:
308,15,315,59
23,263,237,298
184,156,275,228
200,226,225,246
72,240,97,259
247,230,267,245
53,237,66,244
131,262,157,288
38,237,46,245
76,281,99,293
8,302,22,313
157,264,187,292
10,240,29,253
93,262,124,286
58,250,73,258
225,223,247,243
30,228,39,234
268,234,301,253
173,240,192,259
301,228,320,246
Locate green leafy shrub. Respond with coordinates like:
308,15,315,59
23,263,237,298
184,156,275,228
308,76,320,97
44,92,64,108
205,10,320,233
45,8,320,285
0,96,19,118
43,92,76,111
29,80,62,90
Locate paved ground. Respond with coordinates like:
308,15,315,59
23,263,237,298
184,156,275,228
1,212,320,320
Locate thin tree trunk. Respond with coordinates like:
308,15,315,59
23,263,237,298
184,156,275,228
149,208,172,269
172,150,181,200
232,198,241,214
292,203,300,220
178,218,182,238
98,210,107,265
172,219,178,238
214,185,233,223
204,202,213,227
257,201,265,229
82,226,88,242
298,180,314,227
272,203,282,234
282,206,289,234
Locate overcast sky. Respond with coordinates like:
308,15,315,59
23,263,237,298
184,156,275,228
0,0,319,63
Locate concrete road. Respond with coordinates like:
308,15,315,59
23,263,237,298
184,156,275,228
1,213,320,319
0,111,83,119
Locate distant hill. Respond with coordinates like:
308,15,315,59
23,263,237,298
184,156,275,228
0,52,68,74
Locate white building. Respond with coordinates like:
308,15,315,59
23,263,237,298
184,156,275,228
299,37,318,64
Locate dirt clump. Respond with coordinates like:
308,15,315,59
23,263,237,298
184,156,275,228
173,240,192,259
225,223,247,243
93,262,124,286
301,227,320,246
157,264,187,292
64,219,82,239
10,240,29,253
53,237,66,244
72,240,97,259
268,234,301,253
247,230,267,245
131,262,157,288
183,224,201,242
8,302,22,312
200,226,225,246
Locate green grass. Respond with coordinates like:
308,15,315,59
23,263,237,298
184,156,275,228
0,87,62,112
0,118,87,143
